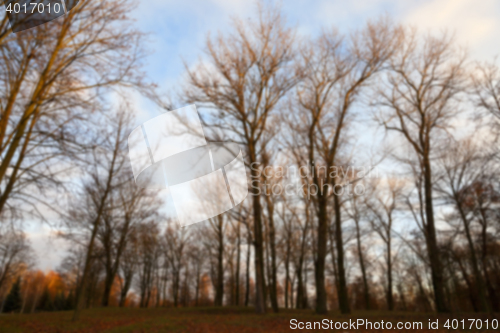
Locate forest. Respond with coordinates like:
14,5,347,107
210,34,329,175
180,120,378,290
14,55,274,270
0,0,499,322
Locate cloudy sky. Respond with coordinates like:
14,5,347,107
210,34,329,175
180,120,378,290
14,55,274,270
131,0,499,89
29,0,500,270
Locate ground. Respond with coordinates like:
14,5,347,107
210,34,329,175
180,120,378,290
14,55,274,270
0,307,499,332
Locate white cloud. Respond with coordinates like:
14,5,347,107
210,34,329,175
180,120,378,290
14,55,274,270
403,0,500,60
25,223,70,271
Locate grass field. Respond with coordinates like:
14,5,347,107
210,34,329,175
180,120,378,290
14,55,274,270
1,307,499,332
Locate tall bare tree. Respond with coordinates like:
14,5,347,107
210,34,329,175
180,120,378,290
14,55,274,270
365,178,403,311
118,234,139,307
207,215,225,307
164,223,189,308
0,0,148,222
183,4,298,313
436,139,491,312
137,222,160,308
375,31,467,312
289,19,401,314
345,194,371,310
100,180,160,306
66,109,133,320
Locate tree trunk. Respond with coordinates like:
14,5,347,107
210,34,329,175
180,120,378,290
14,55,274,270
422,156,448,312
414,270,433,312
314,193,328,314
229,251,235,306
296,260,304,309
250,151,266,314
303,259,309,308
173,269,180,307
284,232,291,309
387,239,393,311
245,222,251,307
329,226,339,309
102,271,113,307
478,207,499,311
333,193,350,313
119,271,133,307
457,256,478,312
397,282,407,311
102,218,132,307
214,215,224,306
235,222,241,306
73,222,100,319
195,264,201,306
355,218,370,310
156,264,161,307
455,202,490,312
73,118,123,320
264,196,279,312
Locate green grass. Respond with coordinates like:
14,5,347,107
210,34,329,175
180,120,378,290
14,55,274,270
0,307,499,332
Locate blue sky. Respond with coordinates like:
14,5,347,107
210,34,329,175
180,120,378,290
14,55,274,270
131,0,500,90
29,0,500,270
123,0,500,128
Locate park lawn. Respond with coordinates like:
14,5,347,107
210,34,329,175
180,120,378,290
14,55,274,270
0,307,499,332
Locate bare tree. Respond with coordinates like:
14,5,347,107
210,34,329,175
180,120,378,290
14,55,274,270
207,215,225,307
164,223,189,307
187,240,205,307
365,178,403,311
289,19,401,314
345,194,371,310
66,109,133,320
261,148,284,312
137,222,160,308
276,193,299,309
100,180,160,306
243,214,253,307
0,229,32,297
375,30,467,312
435,139,492,311
183,4,298,313
118,234,139,307
0,0,149,222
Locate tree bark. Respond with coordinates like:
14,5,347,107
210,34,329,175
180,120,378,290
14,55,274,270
245,221,251,307
119,270,133,307
284,230,291,309
235,221,241,306
314,193,328,314
214,215,224,306
102,215,133,307
250,148,266,314
333,192,350,314
454,199,490,312
422,156,448,312
264,196,279,312
354,217,370,310
387,237,393,311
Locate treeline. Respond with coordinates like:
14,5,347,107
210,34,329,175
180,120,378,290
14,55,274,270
0,0,499,317
1,271,75,313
